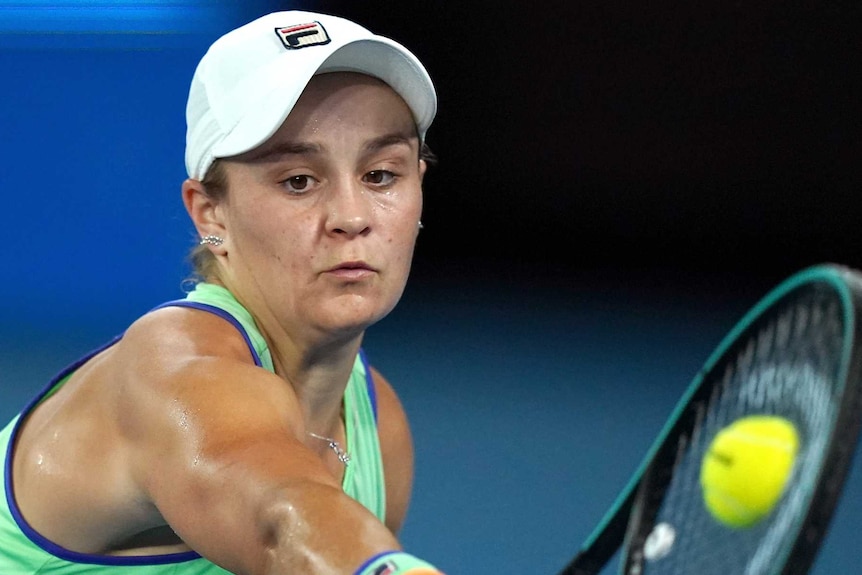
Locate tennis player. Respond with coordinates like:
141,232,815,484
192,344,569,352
0,10,442,575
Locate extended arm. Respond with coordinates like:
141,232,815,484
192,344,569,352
118,310,407,574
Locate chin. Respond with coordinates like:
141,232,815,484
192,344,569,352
326,292,399,330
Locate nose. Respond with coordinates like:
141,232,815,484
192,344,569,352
325,178,372,237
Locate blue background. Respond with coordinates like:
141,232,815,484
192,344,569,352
1,2,859,573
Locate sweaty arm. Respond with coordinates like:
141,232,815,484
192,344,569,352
114,309,433,575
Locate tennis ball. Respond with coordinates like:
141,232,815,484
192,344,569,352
699,415,799,528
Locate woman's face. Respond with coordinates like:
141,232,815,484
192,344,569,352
216,72,426,342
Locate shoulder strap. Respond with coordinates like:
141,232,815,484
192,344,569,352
149,300,264,368
358,348,378,423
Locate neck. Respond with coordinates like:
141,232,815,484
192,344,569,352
211,277,362,432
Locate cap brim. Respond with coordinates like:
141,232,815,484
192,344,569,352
319,38,437,139
211,37,436,161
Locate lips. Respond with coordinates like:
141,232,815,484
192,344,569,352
324,261,377,279
327,261,374,272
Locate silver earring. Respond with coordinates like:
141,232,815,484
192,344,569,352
418,221,424,230
199,235,224,247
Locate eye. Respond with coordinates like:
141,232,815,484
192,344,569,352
281,174,315,194
364,170,396,186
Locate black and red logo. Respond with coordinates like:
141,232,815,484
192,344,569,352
274,21,331,49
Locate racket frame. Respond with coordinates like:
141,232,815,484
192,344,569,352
558,264,862,575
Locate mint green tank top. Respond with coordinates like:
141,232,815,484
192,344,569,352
0,283,386,574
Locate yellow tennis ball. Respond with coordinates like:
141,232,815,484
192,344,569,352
699,415,799,528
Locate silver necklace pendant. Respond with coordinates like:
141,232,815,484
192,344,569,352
307,431,351,466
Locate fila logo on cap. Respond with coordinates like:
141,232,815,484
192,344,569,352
274,22,331,49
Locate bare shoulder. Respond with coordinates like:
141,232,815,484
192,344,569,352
11,304,306,554
120,303,258,374
118,305,299,413
369,366,415,534
116,304,307,461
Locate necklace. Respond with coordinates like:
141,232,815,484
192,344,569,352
307,431,351,466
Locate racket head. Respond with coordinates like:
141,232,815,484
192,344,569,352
620,264,862,575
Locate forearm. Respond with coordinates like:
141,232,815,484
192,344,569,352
223,482,445,575
255,482,401,575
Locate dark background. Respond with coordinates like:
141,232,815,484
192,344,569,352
319,0,862,283
1,2,860,573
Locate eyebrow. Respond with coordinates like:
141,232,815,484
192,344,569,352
242,141,321,163
362,132,417,154
243,131,418,164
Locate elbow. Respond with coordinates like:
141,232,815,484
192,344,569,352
255,480,401,575
257,493,317,574
256,481,370,575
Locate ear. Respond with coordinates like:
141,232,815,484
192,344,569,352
182,178,227,253
418,158,428,183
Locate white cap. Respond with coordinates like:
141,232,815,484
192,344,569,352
185,10,438,180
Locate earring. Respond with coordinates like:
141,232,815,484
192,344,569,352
418,221,424,230
199,235,224,247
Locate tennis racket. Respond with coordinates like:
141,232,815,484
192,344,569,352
559,263,862,575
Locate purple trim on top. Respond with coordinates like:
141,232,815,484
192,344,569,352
3,333,202,565
159,300,369,419
3,299,366,566
358,348,378,423
150,300,263,367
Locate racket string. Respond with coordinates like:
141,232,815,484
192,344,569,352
633,286,845,575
